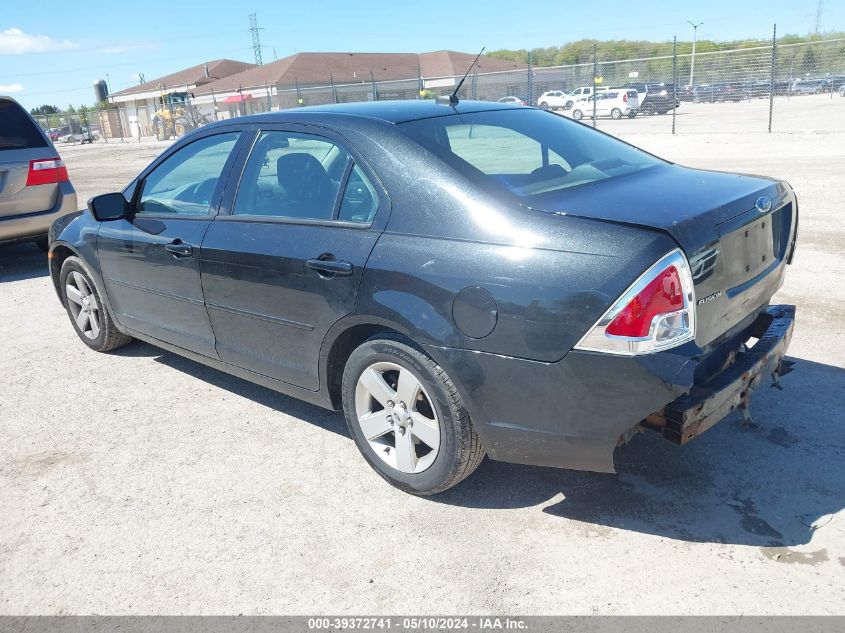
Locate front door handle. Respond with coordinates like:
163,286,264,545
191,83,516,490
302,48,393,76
165,240,193,258
306,258,353,277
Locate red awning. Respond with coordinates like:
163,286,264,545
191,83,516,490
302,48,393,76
223,93,253,104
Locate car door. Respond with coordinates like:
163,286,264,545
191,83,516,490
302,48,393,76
200,126,387,391
96,129,243,357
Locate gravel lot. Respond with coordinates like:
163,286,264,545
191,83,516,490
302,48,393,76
1,96,844,615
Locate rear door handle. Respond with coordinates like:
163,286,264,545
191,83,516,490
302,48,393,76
165,240,193,258
306,258,353,276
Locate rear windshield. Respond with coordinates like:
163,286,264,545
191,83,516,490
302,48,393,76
399,108,662,199
0,100,48,150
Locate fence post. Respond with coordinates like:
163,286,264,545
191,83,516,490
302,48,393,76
471,69,478,100
370,70,379,101
331,73,338,103
672,36,677,135
592,44,598,128
527,50,533,106
769,23,777,133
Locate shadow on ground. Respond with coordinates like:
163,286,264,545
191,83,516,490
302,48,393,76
0,242,48,282
115,341,348,437
115,340,845,548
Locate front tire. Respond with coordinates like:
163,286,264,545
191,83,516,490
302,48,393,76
611,108,622,119
60,256,132,352
572,109,583,120
342,334,484,495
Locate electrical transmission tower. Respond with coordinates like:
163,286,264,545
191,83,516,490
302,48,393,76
249,13,263,66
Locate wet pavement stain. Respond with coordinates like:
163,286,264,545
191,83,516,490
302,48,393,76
761,547,829,566
729,497,784,539
764,426,801,448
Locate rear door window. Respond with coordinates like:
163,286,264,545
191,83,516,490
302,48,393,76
0,100,48,149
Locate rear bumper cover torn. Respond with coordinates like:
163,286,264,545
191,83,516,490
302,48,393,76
645,304,796,444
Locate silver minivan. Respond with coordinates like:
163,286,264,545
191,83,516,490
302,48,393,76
0,96,77,250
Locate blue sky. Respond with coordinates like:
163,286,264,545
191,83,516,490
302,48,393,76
1,0,841,110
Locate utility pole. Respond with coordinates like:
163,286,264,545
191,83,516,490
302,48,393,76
814,0,823,34
688,21,703,87
249,13,263,66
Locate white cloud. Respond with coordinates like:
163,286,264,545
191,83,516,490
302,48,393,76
0,83,24,93
0,27,76,54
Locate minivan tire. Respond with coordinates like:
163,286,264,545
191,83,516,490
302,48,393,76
611,108,622,119
341,334,485,495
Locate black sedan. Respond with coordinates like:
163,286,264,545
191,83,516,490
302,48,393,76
49,100,798,495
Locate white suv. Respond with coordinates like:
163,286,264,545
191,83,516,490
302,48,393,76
537,90,574,110
570,89,640,120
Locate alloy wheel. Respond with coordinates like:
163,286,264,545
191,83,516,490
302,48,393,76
354,361,441,474
65,271,101,340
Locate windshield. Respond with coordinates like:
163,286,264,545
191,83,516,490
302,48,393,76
399,109,662,200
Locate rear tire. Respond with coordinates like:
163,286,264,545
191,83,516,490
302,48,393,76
342,334,485,495
60,256,132,352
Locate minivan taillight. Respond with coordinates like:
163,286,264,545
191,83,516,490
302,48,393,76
623,93,628,102
26,158,68,186
574,249,696,355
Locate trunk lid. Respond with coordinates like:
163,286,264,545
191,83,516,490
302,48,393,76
527,164,797,347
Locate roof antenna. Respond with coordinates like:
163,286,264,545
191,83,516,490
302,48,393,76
436,47,485,106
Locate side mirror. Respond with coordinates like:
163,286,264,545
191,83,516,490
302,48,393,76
88,192,127,221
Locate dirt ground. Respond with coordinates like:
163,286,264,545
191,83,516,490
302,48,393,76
1,96,843,615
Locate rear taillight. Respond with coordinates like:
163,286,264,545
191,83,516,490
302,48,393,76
26,158,68,186
575,249,696,355
623,93,628,102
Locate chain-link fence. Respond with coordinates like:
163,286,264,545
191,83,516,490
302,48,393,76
274,31,845,134
36,28,845,143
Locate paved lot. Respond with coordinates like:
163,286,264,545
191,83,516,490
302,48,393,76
1,98,844,614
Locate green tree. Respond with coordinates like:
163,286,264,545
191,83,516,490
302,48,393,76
30,104,59,116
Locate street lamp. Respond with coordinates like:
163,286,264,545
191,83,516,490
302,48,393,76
688,21,703,87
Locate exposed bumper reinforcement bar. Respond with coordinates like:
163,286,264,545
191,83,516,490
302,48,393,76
645,304,796,445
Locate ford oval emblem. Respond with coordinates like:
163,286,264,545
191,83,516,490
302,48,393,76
755,196,772,213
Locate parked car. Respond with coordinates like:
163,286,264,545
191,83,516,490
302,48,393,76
537,90,574,110
49,100,797,495
790,79,828,95
497,95,527,105
60,127,99,144
695,83,747,103
624,82,680,115
840,85,845,97
570,85,609,102
745,80,793,98
570,89,640,120
0,96,78,250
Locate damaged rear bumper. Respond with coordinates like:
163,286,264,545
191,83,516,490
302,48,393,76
425,304,796,473
644,304,796,444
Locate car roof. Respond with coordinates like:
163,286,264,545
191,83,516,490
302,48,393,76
229,99,525,126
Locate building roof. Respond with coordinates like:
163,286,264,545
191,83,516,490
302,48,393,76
110,59,256,98
420,50,525,77
192,51,527,95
